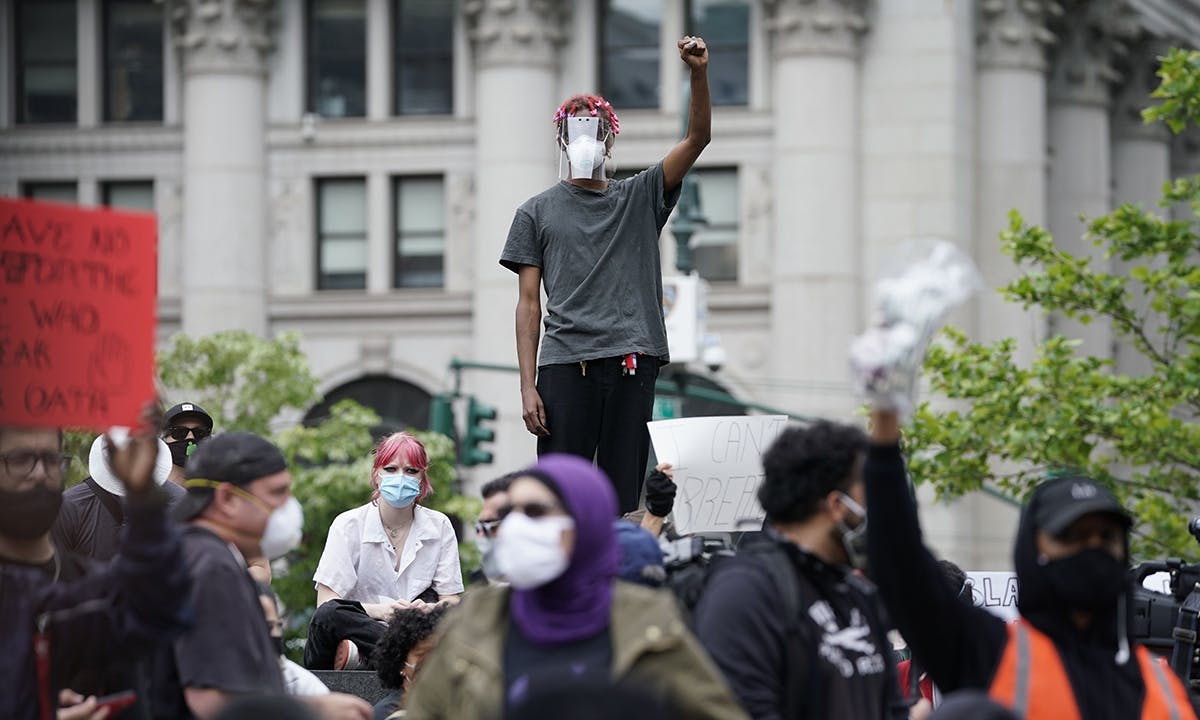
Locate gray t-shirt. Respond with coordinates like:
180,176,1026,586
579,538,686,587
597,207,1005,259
500,162,681,366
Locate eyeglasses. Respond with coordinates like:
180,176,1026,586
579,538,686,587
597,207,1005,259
497,501,562,521
164,425,212,442
475,518,500,537
0,450,71,479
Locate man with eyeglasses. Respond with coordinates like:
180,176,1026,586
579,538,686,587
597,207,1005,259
471,473,516,585
147,430,371,720
161,402,215,485
0,417,192,720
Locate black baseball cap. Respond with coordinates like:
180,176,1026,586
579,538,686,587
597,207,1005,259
163,402,214,431
1032,476,1132,537
174,431,287,521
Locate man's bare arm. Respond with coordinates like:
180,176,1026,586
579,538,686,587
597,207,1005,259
516,265,549,437
662,36,711,192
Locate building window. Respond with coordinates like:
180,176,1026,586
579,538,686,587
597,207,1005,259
102,181,155,210
393,0,453,115
600,0,662,110
23,182,78,204
316,178,367,290
394,176,444,288
692,168,738,282
307,0,366,118
103,0,164,122
686,0,748,106
16,0,77,124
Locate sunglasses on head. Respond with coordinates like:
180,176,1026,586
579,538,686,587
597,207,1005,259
497,501,560,521
165,425,212,442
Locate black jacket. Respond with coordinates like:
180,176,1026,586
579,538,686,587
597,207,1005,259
694,530,907,720
0,486,192,720
865,442,1195,719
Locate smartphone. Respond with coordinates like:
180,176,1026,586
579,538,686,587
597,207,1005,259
92,690,137,716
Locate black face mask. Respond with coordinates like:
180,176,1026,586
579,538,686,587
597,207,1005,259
271,636,285,657
168,440,195,468
1042,547,1128,613
0,484,63,540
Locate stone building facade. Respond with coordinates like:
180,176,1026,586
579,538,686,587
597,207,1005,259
2,0,1198,568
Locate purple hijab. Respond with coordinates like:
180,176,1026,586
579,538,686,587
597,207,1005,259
510,454,619,646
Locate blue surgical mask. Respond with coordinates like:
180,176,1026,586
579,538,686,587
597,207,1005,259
379,473,422,508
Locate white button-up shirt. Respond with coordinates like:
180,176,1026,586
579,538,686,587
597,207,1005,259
313,503,463,604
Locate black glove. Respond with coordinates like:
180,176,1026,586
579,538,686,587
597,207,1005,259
644,469,677,517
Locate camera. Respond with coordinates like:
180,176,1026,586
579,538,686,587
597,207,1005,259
1131,515,1200,689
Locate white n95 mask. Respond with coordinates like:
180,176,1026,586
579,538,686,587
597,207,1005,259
565,115,607,179
261,496,305,560
494,512,574,590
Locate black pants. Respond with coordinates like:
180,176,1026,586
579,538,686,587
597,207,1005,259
536,355,660,514
303,599,386,670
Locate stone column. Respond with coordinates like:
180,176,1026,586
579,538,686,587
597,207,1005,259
1112,38,1172,377
974,0,1055,360
465,0,566,476
171,0,274,336
1045,0,1134,357
763,0,867,418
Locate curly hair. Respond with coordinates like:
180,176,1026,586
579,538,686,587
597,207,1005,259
374,605,449,690
758,421,868,524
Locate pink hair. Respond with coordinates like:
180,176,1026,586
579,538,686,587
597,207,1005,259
370,431,433,504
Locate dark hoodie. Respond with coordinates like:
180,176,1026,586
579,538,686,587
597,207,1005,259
864,442,1163,720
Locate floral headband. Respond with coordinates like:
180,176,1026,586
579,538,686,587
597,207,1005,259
552,94,621,136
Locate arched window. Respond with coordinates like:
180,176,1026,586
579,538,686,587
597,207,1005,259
655,369,746,419
304,376,432,438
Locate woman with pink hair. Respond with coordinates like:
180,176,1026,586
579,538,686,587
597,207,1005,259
303,432,462,671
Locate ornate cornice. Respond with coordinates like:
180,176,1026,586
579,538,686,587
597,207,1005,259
167,0,276,75
976,0,1060,72
463,0,568,69
1112,36,1172,142
1048,0,1138,107
763,0,869,60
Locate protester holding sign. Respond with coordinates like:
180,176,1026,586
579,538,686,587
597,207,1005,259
693,421,908,720
0,412,192,720
405,454,746,720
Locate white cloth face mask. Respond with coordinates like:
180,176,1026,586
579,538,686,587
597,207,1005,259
565,116,607,179
494,512,575,590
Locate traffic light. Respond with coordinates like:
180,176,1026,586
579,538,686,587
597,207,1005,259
429,393,457,444
461,396,496,466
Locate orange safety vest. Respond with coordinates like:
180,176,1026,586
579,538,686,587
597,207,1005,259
989,618,1197,720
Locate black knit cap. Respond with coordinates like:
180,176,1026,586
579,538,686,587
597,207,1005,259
173,431,287,521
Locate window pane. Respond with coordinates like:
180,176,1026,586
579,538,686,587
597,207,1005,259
307,0,366,118
319,179,367,234
104,0,163,122
601,0,661,109
692,168,738,282
394,177,444,288
102,181,155,210
24,182,79,204
17,0,78,124
394,0,453,115
317,178,367,290
688,0,749,106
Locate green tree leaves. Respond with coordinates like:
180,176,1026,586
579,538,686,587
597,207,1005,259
908,50,1200,560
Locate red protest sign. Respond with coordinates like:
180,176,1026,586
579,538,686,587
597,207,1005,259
0,198,157,430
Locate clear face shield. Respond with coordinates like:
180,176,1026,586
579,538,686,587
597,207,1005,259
563,115,609,179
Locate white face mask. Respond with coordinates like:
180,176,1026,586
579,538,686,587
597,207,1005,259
473,534,505,583
565,116,607,179
494,512,574,590
260,496,304,560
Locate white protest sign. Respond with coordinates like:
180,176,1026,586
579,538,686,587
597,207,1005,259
966,571,1019,621
647,415,788,534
